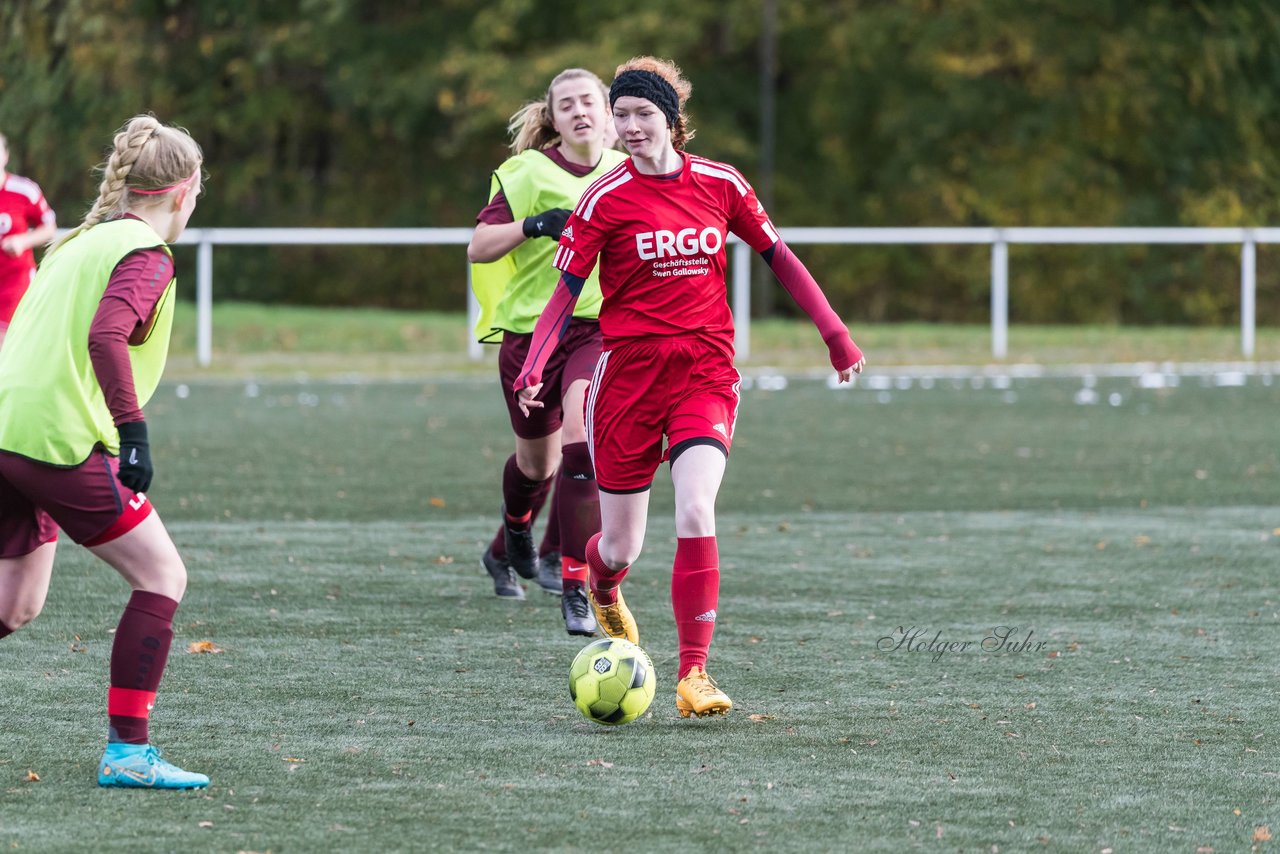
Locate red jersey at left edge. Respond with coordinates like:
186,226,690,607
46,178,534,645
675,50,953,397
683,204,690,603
553,154,779,357
0,172,55,288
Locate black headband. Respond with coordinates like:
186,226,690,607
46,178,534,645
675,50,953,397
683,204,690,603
609,70,680,128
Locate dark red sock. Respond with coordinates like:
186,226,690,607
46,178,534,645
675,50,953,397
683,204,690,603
490,454,553,558
557,442,600,563
539,481,561,557
108,590,178,745
503,454,552,524
672,537,720,679
0,620,12,640
585,532,629,605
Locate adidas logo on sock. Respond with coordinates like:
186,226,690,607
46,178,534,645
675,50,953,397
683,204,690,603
694,609,717,622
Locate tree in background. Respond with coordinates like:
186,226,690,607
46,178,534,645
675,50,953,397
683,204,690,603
2,0,1278,324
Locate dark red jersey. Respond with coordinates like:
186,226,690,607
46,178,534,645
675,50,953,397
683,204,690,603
553,154,778,358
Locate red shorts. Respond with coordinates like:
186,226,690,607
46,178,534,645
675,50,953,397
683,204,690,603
499,318,602,440
586,336,740,493
0,449,153,558
0,267,36,325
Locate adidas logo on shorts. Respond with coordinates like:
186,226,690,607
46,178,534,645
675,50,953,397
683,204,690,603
712,422,728,438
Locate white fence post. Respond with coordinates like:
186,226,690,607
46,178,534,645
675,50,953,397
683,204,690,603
196,230,214,368
732,240,752,360
991,233,1008,359
1241,233,1256,358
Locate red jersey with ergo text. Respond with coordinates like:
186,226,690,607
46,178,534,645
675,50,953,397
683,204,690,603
553,153,778,358
0,172,55,288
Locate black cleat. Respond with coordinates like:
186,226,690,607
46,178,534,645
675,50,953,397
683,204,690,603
535,551,563,595
561,583,597,636
482,547,524,599
503,507,538,580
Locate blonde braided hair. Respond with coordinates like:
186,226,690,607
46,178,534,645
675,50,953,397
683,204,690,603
50,114,202,253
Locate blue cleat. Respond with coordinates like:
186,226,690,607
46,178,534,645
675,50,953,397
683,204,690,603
97,743,209,790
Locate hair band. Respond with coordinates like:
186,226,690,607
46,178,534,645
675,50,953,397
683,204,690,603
130,169,199,196
610,70,680,128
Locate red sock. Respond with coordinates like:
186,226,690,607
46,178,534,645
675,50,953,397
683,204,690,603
562,557,588,586
672,537,719,679
0,620,12,640
585,532,629,605
108,590,178,745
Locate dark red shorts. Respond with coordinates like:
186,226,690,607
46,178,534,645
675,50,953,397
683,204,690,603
0,449,153,558
586,336,741,493
499,318,602,440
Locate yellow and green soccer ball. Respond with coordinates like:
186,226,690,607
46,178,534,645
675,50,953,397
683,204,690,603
569,637,656,726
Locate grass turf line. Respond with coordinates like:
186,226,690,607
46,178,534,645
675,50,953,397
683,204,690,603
0,378,1276,851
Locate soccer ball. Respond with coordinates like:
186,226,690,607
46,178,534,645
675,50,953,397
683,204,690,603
569,637,656,726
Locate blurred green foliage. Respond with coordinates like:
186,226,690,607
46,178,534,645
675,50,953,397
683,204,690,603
3,0,1279,323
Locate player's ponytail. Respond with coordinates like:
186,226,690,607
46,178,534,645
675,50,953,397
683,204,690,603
50,114,203,253
508,68,609,154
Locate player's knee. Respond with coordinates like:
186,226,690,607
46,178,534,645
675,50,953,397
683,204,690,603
599,537,641,570
166,563,189,601
1,601,43,630
517,458,559,482
560,421,588,445
675,501,716,537
144,558,188,602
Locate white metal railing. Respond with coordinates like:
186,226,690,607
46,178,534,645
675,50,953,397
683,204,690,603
173,227,1274,366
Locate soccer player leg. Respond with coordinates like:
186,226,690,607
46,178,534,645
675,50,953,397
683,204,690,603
88,508,208,789
553,372,600,631
586,491,649,644
0,542,57,639
503,438,559,580
666,359,737,717
492,333,562,584
582,350,664,643
669,443,733,718
0,468,59,637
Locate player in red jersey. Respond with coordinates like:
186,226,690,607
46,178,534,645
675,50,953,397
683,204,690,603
515,56,865,718
0,115,209,788
0,132,58,351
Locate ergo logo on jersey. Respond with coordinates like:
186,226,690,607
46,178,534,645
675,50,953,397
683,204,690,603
635,227,724,260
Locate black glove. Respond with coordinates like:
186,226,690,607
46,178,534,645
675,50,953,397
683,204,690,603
522,208,571,240
116,420,153,494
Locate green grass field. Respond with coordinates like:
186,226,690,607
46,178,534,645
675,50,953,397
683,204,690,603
2,354,1278,851
161,302,1280,377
